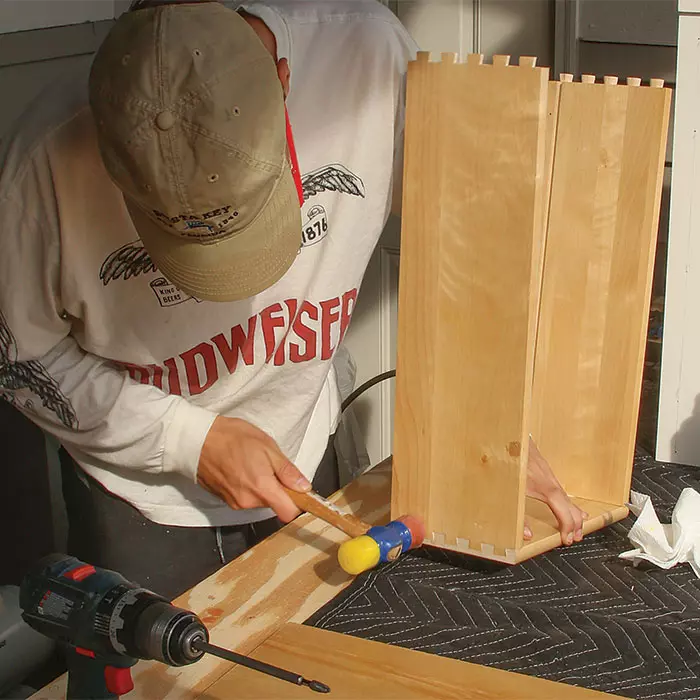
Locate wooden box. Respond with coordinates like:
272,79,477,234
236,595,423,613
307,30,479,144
390,53,672,564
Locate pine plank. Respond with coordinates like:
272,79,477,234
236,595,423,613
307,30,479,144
392,55,550,557
390,52,443,523
517,497,628,562
206,622,619,699
530,81,672,504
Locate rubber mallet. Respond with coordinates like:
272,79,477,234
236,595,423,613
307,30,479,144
284,486,425,575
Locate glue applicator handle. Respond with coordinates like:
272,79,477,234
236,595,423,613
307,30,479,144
283,486,370,538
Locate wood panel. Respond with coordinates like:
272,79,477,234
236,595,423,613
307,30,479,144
518,496,628,562
30,461,394,700
392,53,550,557
530,79,672,504
390,53,444,524
206,622,618,699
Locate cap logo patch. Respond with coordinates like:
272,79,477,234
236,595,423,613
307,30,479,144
152,205,238,240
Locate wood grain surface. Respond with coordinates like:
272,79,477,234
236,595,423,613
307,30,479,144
29,461,393,700
530,80,672,504
206,622,620,699
390,52,444,525
518,496,628,562
392,53,550,558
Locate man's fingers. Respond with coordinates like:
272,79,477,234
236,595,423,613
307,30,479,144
547,491,578,545
572,505,584,542
253,477,301,523
273,455,312,493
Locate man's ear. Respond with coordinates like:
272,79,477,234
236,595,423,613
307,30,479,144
278,57,291,98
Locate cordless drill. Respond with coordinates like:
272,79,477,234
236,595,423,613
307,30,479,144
20,553,329,699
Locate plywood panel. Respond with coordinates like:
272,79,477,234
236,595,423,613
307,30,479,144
531,79,671,504
392,53,549,557
206,623,617,699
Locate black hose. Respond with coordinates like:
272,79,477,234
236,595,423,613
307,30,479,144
340,370,396,413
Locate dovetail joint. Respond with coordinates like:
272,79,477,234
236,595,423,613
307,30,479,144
432,532,446,546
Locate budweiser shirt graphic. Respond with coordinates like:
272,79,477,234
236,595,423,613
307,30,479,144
0,0,418,526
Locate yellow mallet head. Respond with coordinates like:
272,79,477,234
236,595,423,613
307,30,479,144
337,535,381,576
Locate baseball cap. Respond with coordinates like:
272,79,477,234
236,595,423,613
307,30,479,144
88,0,302,302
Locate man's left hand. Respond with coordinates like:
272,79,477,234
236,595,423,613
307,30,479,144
525,437,588,546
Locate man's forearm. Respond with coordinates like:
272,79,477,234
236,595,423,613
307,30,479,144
2,333,217,481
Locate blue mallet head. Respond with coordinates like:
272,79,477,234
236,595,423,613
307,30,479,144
337,515,425,575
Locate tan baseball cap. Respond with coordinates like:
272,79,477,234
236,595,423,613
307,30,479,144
88,1,302,302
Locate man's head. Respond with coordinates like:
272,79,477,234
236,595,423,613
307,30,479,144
89,0,301,302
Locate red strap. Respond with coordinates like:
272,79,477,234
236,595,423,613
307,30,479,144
285,107,304,206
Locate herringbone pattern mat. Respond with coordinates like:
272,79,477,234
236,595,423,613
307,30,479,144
306,451,700,699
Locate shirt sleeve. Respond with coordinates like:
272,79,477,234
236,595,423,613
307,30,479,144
0,191,217,483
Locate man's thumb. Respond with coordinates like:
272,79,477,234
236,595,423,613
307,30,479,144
275,458,312,492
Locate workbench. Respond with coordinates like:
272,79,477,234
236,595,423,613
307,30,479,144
31,449,700,700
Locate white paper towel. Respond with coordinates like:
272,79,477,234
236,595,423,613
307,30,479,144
619,488,700,578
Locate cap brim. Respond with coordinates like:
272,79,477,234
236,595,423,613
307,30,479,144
125,168,302,303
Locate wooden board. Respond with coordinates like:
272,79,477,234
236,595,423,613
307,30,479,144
389,52,444,525
422,495,627,564
206,622,619,699
29,461,394,700
530,78,672,504
518,496,628,562
392,53,550,559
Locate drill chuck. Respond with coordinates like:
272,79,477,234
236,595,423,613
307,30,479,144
133,600,207,665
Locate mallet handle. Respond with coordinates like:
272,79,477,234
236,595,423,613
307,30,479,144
284,487,370,539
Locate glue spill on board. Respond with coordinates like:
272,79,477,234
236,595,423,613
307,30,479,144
508,441,521,457
309,491,345,516
200,607,224,625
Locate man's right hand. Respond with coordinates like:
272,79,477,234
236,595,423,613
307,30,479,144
196,416,311,523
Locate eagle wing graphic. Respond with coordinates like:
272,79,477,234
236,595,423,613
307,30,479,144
0,311,78,429
100,240,156,285
301,164,366,202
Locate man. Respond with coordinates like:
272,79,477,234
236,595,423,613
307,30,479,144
0,0,584,600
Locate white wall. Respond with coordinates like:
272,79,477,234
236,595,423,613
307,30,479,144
392,0,554,67
0,0,129,34
656,3,700,465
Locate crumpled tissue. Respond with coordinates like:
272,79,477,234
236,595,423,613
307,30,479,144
618,487,700,578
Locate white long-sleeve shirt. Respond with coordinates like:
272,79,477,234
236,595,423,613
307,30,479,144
0,0,418,526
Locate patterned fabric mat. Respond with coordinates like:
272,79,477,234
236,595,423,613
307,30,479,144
305,449,700,699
